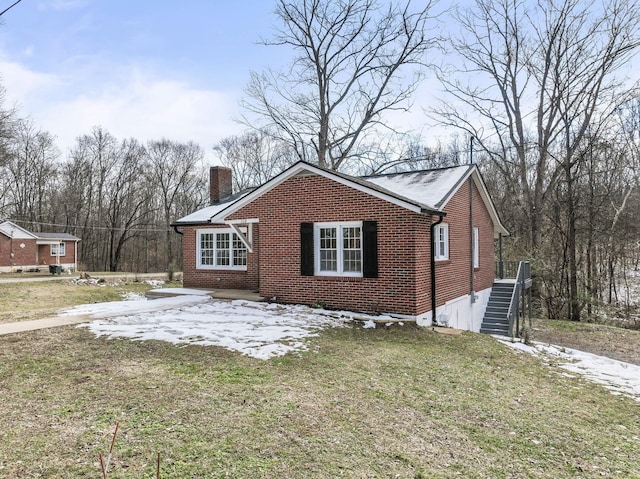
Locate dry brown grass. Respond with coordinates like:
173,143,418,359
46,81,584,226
0,324,638,478
532,318,640,366
0,279,175,324
1,282,639,477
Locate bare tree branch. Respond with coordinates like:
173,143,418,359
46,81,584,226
242,0,441,171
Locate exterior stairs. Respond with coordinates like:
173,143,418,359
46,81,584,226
480,281,515,336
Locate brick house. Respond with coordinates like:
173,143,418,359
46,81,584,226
0,220,81,273
173,161,509,332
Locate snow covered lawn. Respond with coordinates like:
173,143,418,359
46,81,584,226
62,295,354,360
61,292,640,402
500,339,640,402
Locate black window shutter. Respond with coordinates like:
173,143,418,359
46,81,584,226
362,220,378,278
300,222,314,276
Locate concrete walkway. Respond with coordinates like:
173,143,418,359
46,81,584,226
0,288,265,337
0,273,172,336
0,315,90,336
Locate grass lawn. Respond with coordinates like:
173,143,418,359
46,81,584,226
1,322,638,478
1,281,639,477
0,278,180,324
533,318,640,366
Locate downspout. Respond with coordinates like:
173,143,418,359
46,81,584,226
430,214,445,326
469,176,474,301
173,225,184,236
498,233,503,279
469,137,475,301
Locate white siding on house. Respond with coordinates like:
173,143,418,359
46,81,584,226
416,287,491,333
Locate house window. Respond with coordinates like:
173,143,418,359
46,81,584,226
314,222,362,276
434,223,449,260
51,243,66,256
197,229,247,270
473,227,479,268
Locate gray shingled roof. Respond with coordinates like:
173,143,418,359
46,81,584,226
35,232,81,241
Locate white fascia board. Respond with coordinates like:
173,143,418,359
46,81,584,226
223,218,259,225
209,162,427,223
438,166,510,238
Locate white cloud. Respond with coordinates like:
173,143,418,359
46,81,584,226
43,72,243,157
37,0,88,11
0,55,245,163
0,57,61,106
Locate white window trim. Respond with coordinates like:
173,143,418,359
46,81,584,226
314,221,363,277
51,242,66,256
434,223,449,261
473,227,479,268
196,228,247,271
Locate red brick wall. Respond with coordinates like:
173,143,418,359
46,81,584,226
181,172,499,317
417,178,496,311
228,174,428,316
182,224,260,290
38,242,77,265
0,235,11,266
0,237,38,268
210,167,233,204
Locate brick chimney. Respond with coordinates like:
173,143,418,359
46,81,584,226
210,166,233,204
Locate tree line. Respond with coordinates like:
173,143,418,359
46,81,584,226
1,0,639,323
0,120,208,273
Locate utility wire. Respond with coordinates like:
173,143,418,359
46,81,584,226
0,0,23,16
13,219,175,233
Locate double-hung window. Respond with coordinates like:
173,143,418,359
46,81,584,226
434,223,449,260
197,228,247,270
315,222,362,276
51,243,65,256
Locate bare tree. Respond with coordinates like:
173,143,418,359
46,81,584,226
104,139,151,271
146,139,205,270
214,130,295,190
433,0,640,320
5,119,59,226
436,0,640,250
355,134,468,175
242,0,440,171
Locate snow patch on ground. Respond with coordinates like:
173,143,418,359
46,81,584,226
362,319,376,329
121,291,146,301
499,339,640,402
68,296,354,360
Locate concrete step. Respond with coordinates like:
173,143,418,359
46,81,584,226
480,326,509,335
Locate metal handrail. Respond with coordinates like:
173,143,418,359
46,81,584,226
506,261,531,337
506,280,521,338
496,261,522,279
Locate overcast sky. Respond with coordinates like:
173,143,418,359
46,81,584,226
0,0,442,165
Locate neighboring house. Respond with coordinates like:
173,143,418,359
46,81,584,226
0,220,81,273
172,161,510,332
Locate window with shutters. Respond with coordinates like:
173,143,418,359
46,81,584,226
314,222,362,277
197,228,247,270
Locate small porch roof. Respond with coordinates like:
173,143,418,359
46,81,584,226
35,232,81,244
